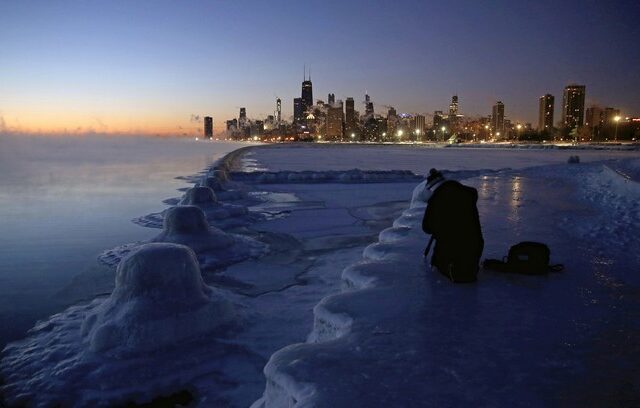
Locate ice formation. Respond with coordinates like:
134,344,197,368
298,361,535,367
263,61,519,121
252,157,640,407
181,184,219,204
251,180,431,408
200,176,245,201
133,181,256,230
231,169,423,184
0,243,238,406
179,186,249,219
100,205,265,269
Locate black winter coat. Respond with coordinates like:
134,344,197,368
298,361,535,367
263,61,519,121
422,180,484,281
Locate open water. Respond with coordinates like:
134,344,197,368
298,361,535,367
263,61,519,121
0,134,247,348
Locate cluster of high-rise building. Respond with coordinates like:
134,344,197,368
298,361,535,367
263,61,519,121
532,84,631,141
210,73,638,143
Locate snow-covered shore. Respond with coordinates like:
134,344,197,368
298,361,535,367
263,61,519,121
2,143,639,407
247,144,640,407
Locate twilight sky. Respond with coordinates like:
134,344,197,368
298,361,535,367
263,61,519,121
1,0,639,135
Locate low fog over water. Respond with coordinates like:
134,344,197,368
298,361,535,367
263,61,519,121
0,134,247,347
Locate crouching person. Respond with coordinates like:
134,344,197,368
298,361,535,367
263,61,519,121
422,169,484,283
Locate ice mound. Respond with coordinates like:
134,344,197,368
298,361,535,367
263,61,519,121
84,243,234,352
410,178,430,208
133,186,255,231
211,169,229,183
101,206,266,269
202,175,224,191
0,243,239,406
179,186,247,218
180,185,219,204
200,176,245,201
154,205,234,251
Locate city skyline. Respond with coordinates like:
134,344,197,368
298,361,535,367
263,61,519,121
1,0,639,136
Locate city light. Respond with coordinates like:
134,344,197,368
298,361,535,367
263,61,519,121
220,76,630,145
614,115,621,141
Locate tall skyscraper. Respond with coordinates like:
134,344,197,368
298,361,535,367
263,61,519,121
345,97,356,135
239,107,247,129
301,71,313,111
293,98,304,124
449,95,459,116
491,101,505,134
328,93,335,105
413,114,426,135
448,95,460,130
585,105,603,140
204,116,213,138
433,111,444,129
387,107,398,137
562,84,586,129
326,100,343,140
364,94,374,117
538,94,554,131
585,106,602,128
276,98,281,123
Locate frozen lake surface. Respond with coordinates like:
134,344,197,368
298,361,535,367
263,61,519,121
1,141,639,406
0,135,250,348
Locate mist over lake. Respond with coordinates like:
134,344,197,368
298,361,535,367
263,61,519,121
0,134,248,347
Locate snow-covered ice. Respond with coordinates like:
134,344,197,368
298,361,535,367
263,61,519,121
0,243,238,406
250,145,640,408
2,143,639,407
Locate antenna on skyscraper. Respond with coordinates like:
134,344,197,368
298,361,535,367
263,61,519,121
303,64,306,81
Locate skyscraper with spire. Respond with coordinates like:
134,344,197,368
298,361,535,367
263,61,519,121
364,93,374,117
301,66,313,111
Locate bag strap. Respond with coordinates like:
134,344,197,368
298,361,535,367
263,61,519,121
423,236,435,257
549,264,564,272
482,258,509,272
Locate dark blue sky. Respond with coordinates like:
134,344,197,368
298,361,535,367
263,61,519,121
2,0,639,133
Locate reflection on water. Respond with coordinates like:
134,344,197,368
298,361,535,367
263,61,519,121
508,176,523,225
0,135,248,348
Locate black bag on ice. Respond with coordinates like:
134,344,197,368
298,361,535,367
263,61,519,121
483,241,563,275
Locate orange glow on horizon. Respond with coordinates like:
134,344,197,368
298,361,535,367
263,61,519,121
0,109,230,137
